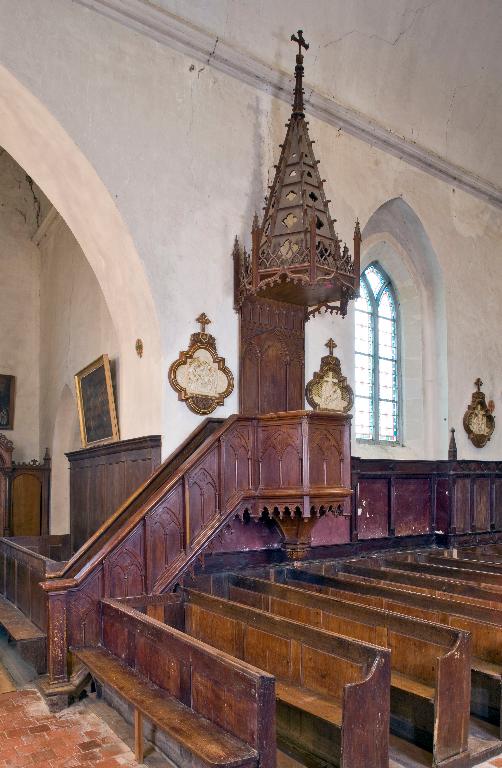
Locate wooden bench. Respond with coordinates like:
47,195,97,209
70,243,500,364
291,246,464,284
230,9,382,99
284,566,502,734
0,594,46,673
212,573,471,765
379,554,502,589
155,588,391,768
333,558,502,607
75,599,275,768
425,551,502,574
74,647,259,768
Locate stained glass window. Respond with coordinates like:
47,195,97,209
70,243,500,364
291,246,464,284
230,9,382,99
355,263,399,442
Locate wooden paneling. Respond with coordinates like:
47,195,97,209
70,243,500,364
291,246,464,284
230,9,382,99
239,298,305,415
67,435,161,553
357,479,389,539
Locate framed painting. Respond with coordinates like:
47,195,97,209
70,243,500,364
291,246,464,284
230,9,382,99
75,354,120,448
0,374,15,430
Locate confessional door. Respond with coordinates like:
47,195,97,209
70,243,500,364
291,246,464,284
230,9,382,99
11,474,42,536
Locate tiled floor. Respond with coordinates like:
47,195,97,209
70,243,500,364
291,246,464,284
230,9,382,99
0,687,170,767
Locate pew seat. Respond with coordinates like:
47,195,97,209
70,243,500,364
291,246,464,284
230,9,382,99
0,594,46,673
276,681,343,727
390,671,434,701
75,647,259,768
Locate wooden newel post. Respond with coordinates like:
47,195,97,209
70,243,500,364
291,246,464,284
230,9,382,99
44,586,70,685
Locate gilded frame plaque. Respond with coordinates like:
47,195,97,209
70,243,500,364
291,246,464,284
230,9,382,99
463,378,495,448
306,339,353,413
169,314,234,415
75,354,120,448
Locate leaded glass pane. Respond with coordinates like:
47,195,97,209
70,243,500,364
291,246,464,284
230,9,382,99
355,309,372,355
355,280,371,313
378,316,396,360
378,399,398,441
365,264,385,297
355,396,373,441
354,263,400,443
378,357,395,400
378,288,395,320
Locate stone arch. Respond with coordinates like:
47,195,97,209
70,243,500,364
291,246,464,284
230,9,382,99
0,63,162,440
361,197,447,459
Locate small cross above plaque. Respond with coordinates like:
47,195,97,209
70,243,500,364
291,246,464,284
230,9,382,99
196,313,211,334
291,29,309,55
325,338,337,356
475,377,483,392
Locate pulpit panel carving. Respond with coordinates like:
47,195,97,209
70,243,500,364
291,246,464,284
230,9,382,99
239,298,305,415
308,425,344,487
258,425,302,488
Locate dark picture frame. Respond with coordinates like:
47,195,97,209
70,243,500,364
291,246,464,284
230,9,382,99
0,374,15,430
74,354,120,448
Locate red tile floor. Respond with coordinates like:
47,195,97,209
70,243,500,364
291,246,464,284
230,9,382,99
0,688,162,767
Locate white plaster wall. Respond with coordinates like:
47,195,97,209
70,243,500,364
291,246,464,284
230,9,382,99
0,0,500,463
38,215,119,533
156,0,502,187
0,151,40,462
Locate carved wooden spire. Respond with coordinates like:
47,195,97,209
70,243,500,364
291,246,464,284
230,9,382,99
234,31,360,318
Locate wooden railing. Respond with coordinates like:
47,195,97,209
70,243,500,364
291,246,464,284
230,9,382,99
0,537,63,631
41,410,351,691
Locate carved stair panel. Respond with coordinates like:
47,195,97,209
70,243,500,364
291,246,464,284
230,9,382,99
187,447,219,545
146,483,184,591
68,567,103,648
221,423,254,507
104,526,145,599
41,411,352,693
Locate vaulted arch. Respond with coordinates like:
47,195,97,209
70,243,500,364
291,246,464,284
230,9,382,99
0,63,162,439
361,197,447,458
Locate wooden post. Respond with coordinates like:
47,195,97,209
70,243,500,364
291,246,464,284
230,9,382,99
47,590,69,685
134,708,144,763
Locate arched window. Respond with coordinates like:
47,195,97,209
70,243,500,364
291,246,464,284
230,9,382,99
355,263,399,443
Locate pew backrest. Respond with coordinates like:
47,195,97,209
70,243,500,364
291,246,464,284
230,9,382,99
100,598,276,767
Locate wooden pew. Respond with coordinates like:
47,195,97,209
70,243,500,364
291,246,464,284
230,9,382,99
207,573,471,764
282,567,502,732
425,551,502,572
378,555,502,588
173,588,391,768
74,599,276,768
332,558,502,607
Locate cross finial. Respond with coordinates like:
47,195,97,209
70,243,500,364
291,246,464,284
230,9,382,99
291,29,309,56
325,338,337,356
196,313,211,334
475,377,483,392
